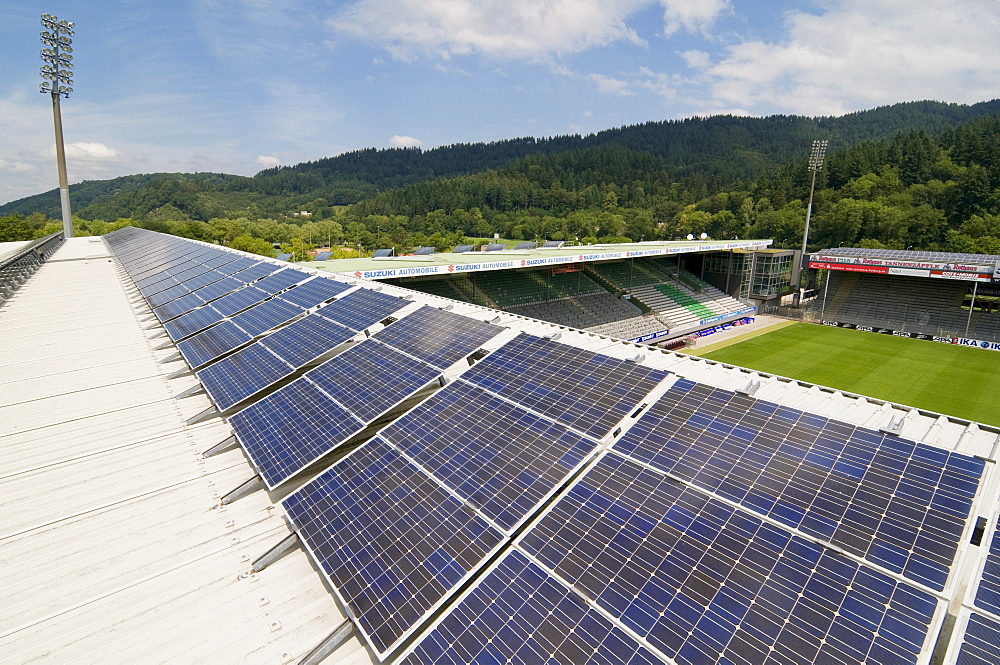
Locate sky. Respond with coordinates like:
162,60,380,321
2,0,999,206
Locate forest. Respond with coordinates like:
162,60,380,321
2,100,999,259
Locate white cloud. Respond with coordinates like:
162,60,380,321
330,0,650,61
0,158,37,173
62,142,126,162
389,135,423,147
660,0,730,36
700,0,1000,116
589,74,634,96
680,49,711,69
256,155,281,167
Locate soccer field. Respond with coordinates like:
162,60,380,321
701,323,1000,427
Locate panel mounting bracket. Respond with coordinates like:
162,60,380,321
221,475,264,505
252,533,300,573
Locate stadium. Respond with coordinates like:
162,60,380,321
2,228,1000,665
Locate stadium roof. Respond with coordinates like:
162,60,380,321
308,239,773,281
3,231,1000,665
811,247,1000,283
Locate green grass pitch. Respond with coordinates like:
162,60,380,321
701,323,1000,427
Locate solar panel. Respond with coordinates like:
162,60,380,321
371,306,501,369
518,452,941,665
372,248,394,258
281,438,506,658
973,518,1000,615
400,549,662,665
315,288,406,330
276,253,293,261
267,310,353,359
954,612,1000,665
461,333,669,439
146,270,226,308
177,321,252,368
277,277,349,308
611,378,985,591
484,243,506,252
164,305,227,341
153,275,246,322
541,240,565,248
229,297,304,338
231,341,441,488
380,379,598,533
413,246,434,255
452,244,474,253
313,251,332,261
514,241,537,250
196,344,293,411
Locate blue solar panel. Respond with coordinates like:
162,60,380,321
401,549,662,665
611,378,985,591
164,305,226,341
146,270,226,308
461,334,669,439
230,380,365,484
209,286,269,318
956,613,1000,665
260,313,355,368
372,306,501,369
277,277,349,308
197,345,293,411
153,275,247,322
231,340,442,488
380,380,598,533
316,288,406,329
305,343,442,422
281,438,506,658
313,251,332,261
224,261,281,284
519,452,940,665
973,519,1000,615
247,268,307,295
228,297,304,338
177,321,252,368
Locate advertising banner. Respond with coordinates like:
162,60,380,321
952,337,1000,352
820,320,950,342
810,255,994,274
808,262,889,274
343,240,772,280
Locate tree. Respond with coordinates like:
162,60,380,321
0,215,34,242
231,234,276,257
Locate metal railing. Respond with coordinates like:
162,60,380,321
0,232,64,306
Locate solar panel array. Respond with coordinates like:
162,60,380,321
103,228,997,664
197,288,405,411
611,378,984,591
817,246,1000,265
232,306,504,490
973,519,1000,615
281,334,669,658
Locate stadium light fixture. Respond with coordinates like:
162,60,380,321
797,139,828,302
40,13,75,238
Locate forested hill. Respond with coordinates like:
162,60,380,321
3,99,999,220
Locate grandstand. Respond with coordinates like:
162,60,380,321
392,255,753,344
809,247,1000,342
4,229,1000,665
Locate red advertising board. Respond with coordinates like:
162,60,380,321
808,262,889,274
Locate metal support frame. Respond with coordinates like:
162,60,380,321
175,383,204,400
252,533,300,573
187,405,220,426
203,435,238,458
221,475,264,505
297,620,355,665
965,282,978,339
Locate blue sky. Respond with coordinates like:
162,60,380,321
2,0,999,206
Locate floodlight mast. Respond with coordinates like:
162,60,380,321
39,13,75,238
797,139,828,303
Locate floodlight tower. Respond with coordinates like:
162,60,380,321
40,13,75,238
797,139,828,302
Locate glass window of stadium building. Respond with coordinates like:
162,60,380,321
702,249,797,306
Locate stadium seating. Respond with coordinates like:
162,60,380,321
508,292,643,329
818,272,980,336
